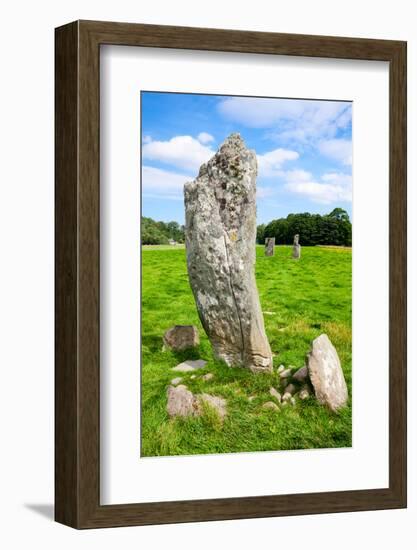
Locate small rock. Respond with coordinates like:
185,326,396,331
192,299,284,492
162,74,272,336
299,386,311,400
202,373,214,381
172,359,207,372
198,393,227,420
280,368,292,379
293,366,309,383
269,387,282,402
290,397,296,406
170,377,183,386
248,395,256,402
190,375,197,379
284,383,297,395
282,392,292,402
166,385,198,417
307,334,348,412
277,364,285,373
262,401,280,411
163,325,199,351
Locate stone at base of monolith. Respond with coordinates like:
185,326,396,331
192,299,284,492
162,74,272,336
184,133,273,373
265,237,275,256
307,334,348,412
163,325,199,351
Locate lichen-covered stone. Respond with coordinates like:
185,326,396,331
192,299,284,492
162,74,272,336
184,133,273,373
307,334,348,412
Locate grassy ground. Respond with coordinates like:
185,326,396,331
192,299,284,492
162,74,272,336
141,245,352,457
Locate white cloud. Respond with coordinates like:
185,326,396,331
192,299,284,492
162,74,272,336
142,135,152,144
257,148,299,177
284,171,352,204
142,135,214,173
282,169,312,182
197,132,214,144
218,97,351,145
142,165,191,199
318,139,352,165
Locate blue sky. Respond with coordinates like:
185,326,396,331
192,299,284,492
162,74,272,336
141,91,352,225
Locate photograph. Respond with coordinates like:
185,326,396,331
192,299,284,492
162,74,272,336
140,91,353,457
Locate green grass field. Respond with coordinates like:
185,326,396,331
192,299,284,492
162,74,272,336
141,245,352,457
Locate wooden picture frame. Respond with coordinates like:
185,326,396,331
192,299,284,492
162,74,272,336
55,20,407,529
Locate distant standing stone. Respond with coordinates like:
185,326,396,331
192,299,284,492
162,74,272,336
163,325,199,351
292,234,301,259
166,385,198,417
172,359,207,372
265,237,275,256
307,334,348,412
184,133,273,373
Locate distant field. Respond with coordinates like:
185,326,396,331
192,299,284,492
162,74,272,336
141,245,352,457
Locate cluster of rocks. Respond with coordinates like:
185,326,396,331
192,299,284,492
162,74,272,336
259,334,348,412
162,326,348,418
163,325,226,420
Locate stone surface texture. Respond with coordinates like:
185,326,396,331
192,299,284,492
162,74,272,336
265,237,275,256
307,334,348,412
292,234,301,259
163,325,199,351
172,359,207,372
184,133,272,373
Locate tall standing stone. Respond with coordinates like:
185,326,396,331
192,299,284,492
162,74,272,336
184,133,273,373
265,237,275,256
292,234,301,259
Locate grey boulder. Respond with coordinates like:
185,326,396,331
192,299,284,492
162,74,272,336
307,334,348,412
163,325,199,351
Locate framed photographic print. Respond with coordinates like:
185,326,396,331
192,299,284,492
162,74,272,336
55,20,407,528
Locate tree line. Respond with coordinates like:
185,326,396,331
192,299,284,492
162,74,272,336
142,208,351,246
142,216,185,245
257,208,352,247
